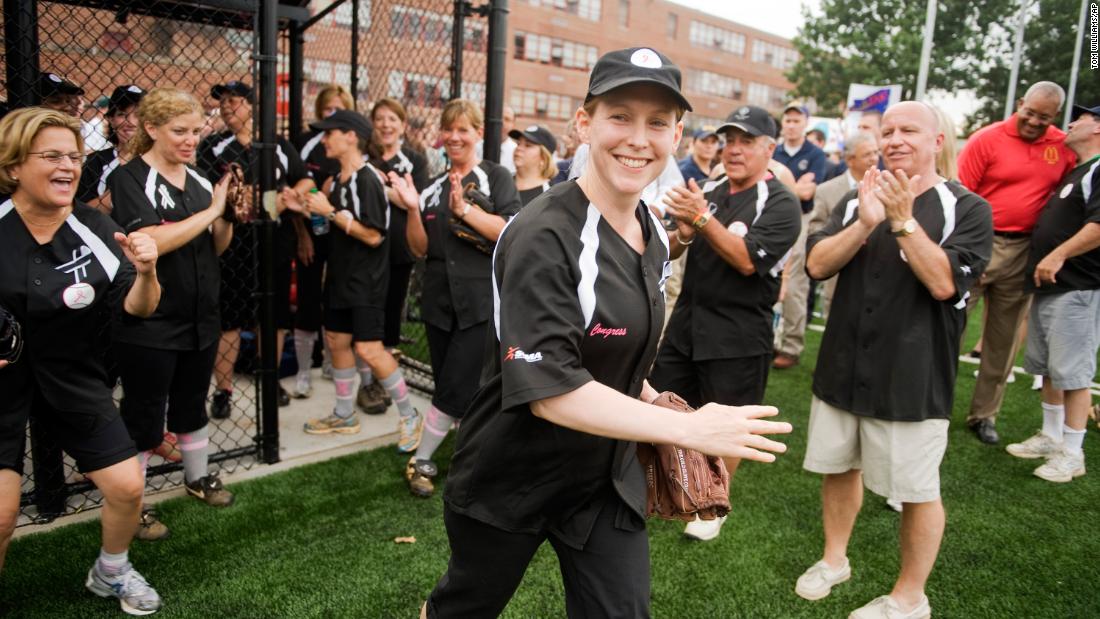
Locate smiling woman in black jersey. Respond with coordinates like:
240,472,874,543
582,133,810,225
0,107,163,614
109,88,236,542
415,47,793,619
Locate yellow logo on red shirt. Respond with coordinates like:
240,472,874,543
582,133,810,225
1043,146,1060,165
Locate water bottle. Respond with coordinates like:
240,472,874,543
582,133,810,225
308,188,329,235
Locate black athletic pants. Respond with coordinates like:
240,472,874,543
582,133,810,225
427,495,651,618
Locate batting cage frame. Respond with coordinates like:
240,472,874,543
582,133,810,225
2,0,506,527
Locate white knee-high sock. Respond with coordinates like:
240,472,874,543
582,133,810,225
415,405,455,462
293,329,317,377
177,426,210,484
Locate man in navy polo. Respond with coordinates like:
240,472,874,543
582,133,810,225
678,126,720,184
773,101,827,369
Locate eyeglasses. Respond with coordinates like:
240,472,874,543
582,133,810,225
28,151,85,165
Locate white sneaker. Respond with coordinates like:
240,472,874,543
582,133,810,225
1034,449,1086,483
293,372,312,398
795,558,851,600
886,498,904,512
849,594,930,619
1006,432,1061,459
1031,374,1043,390
683,514,726,541
86,562,162,615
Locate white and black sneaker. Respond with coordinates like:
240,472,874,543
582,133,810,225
86,562,162,615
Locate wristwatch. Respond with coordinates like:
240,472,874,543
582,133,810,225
692,210,711,231
892,218,917,237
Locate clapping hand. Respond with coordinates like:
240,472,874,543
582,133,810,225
664,178,707,239
387,172,419,211
448,171,468,218
876,169,920,227
114,231,158,275
857,169,886,229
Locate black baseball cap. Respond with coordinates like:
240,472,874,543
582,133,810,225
717,105,777,139
310,109,373,141
211,80,254,102
509,124,558,153
1071,103,1100,121
108,85,145,114
585,47,693,112
37,73,84,99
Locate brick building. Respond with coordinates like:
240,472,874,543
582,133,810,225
507,0,797,135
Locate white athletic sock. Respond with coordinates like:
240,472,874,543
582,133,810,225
333,367,357,418
293,329,317,377
178,426,210,484
1041,402,1065,441
415,406,455,462
356,356,374,389
1062,425,1086,456
380,369,414,418
97,548,129,576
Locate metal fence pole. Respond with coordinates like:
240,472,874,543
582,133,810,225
351,0,360,106
257,0,281,464
450,0,468,101
3,0,40,108
289,19,305,144
482,0,509,163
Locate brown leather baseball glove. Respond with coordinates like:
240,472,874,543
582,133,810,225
222,163,256,224
448,182,494,254
636,392,731,521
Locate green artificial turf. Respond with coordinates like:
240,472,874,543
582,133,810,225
2,326,1098,618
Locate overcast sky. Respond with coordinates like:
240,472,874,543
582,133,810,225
665,0,821,40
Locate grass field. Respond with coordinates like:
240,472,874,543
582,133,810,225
2,324,1098,618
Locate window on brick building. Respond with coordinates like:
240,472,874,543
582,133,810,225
667,13,678,39
618,0,629,27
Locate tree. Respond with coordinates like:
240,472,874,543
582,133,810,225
967,0,1100,133
788,0,1099,135
786,0,1014,115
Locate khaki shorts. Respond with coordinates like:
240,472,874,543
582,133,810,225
803,396,949,503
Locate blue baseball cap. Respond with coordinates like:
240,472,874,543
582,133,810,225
1071,103,1100,121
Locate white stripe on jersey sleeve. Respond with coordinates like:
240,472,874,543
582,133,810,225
97,154,122,196
701,175,728,194
491,216,520,340
1083,159,1100,204
211,134,236,157
300,132,323,163
841,198,859,226
275,144,289,177
0,199,13,220
932,182,957,245
471,165,491,197
65,214,121,281
185,167,214,194
144,166,158,207
577,204,601,328
348,170,361,219
752,179,769,224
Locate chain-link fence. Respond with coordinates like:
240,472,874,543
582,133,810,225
292,0,489,392
3,0,493,526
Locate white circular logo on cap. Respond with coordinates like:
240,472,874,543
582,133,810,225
526,125,539,132
62,282,95,310
128,85,143,94
630,49,663,69
728,221,749,237
1060,183,1073,199
49,74,63,83
735,107,751,119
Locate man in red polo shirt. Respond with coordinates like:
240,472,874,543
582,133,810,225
957,82,1076,444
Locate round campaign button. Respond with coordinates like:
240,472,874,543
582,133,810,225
728,221,749,237
62,282,95,309
1059,183,1073,199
